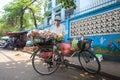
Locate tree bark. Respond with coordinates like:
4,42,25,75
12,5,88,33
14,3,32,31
29,8,38,29
20,8,24,29
19,0,37,30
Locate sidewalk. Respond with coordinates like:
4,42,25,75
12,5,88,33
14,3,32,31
22,50,120,79
100,60,120,79
64,56,120,79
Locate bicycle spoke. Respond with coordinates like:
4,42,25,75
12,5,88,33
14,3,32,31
78,50,101,74
32,49,60,75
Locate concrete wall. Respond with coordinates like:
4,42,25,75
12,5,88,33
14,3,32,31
43,0,120,55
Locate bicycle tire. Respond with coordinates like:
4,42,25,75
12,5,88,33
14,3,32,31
32,49,59,75
78,50,101,74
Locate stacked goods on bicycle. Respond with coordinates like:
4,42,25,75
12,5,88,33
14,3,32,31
39,48,54,58
60,38,92,56
27,29,64,45
59,38,80,56
70,38,92,51
27,29,63,40
27,29,55,38
70,38,79,51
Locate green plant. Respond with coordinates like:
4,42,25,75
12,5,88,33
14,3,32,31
57,0,76,9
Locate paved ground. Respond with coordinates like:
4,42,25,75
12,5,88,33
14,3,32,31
65,56,120,80
0,48,118,80
100,60,120,78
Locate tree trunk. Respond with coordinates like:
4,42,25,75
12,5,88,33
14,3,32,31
19,0,37,30
29,8,38,29
20,8,24,30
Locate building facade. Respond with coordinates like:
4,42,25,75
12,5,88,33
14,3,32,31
42,0,120,55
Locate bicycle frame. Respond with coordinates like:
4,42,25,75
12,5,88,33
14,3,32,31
31,37,101,75
30,38,91,59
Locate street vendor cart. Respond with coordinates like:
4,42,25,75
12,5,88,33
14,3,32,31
3,31,28,49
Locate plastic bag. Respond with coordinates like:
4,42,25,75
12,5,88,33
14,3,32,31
40,52,53,58
71,38,78,51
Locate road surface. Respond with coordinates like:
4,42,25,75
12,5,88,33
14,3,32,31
0,48,112,80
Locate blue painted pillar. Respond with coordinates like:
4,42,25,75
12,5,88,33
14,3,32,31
52,0,55,21
61,8,65,21
64,19,70,42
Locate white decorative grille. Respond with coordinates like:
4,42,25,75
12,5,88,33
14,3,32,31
70,8,120,37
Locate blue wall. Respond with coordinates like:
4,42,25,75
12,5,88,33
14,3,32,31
43,1,120,49
87,34,120,48
66,2,120,48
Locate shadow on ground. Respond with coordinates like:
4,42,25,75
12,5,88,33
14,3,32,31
0,49,113,80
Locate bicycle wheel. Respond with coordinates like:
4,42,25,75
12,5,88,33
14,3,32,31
32,49,60,75
78,50,101,74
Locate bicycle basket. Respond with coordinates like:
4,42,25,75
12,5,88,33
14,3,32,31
35,38,54,46
77,40,83,49
77,40,92,50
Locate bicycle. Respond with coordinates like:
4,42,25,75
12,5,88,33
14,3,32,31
31,37,101,75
